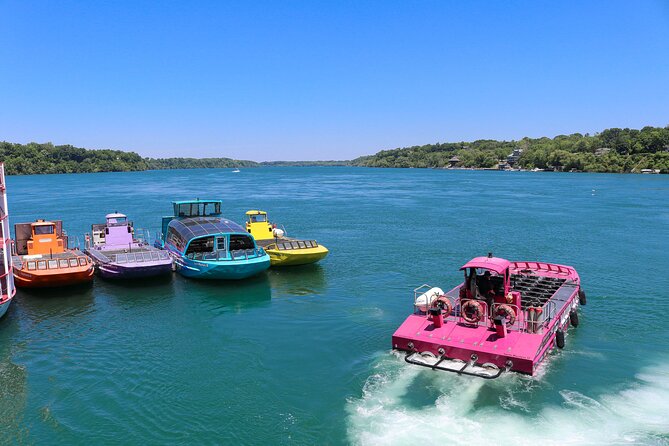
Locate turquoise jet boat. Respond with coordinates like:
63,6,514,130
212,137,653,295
156,199,270,279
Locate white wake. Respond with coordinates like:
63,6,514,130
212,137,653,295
346,353,669,445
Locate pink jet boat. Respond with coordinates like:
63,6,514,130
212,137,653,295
392,253,586,378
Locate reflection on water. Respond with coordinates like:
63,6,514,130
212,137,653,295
13,285,96,324
96,273,174,290
184,273,273,313
92,274,177,310
266,264,327,297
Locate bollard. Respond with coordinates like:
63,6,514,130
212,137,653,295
429,308,443,328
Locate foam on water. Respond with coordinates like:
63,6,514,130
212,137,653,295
347,354,669,446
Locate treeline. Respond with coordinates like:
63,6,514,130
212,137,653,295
147,157,259,170
0,141,354,175
0,142,259,175
352,126,669,173
0,142,149,175
4,126,669,175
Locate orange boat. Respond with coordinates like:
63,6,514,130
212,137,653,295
12,219,94,288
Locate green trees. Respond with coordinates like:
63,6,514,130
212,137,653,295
0,142,257,175
351,126,669,173
3,126,669,175
0,142,149,175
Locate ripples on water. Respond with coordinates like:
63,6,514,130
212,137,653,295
1,167,668,444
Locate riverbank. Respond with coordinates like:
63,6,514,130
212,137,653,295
3,126,669,175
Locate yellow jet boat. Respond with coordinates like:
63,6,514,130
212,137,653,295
245,210,329,267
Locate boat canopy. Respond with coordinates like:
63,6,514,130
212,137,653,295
168,217,246,242
105,213,128,226
173,200,222,219
460,256,511,275
106,213,127,221
246,210,268,222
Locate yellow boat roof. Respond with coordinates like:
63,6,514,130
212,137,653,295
245,210,267,215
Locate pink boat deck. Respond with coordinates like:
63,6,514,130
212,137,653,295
393,257,583,376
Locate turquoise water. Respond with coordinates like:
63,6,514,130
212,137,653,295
1,167,668,445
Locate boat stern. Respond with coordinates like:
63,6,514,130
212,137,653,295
177,253,271,280
392,313,540,376
267,244,329,266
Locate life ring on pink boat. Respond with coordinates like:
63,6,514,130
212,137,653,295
432,296,453,315
461,300,483,324
496,304,516,326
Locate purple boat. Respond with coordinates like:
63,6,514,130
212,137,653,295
85,213,173,279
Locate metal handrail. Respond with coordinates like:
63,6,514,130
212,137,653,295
411,283,564,334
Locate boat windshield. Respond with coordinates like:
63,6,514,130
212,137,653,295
469,268,504,297
176,202,221,218
185,236,215,256
229,234,255,251
107,217,128,226
184,235,231,260
34,225,54,235
250,214,267,223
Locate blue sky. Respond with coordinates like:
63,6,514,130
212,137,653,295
1,1,668,160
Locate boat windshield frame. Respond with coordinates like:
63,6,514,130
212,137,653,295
33,224,55,235
106,217,129,227
173,200,222,219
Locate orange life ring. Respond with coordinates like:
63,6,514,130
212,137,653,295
496,304,516,326
432,296,453,315
461,300,483,324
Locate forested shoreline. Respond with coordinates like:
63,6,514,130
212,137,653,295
0,142,349,175
351,126,669,173
2,126,669,175
0,142,261,175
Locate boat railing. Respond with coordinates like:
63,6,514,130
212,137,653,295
134,228,151,245
113,251,170,263
412,285,559,333
271,240,319,251
229,248,263,260
412,284,437,313
186,248,264,262
511,261,575,277
276,224,287,237
524,300,557,334
153,230,165,248
67,235,80,250
412,286,491,328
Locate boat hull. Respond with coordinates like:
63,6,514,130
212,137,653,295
393,260,582,376
0,297,12,319
174,255,270,279
266,245,329,266
98,262,173,279
85,245,174,280
13,267,94,288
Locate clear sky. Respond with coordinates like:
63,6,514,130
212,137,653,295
1,1,668,161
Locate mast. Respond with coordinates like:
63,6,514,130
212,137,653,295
0,163,16,304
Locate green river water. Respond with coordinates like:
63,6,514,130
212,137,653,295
1,167,668,445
